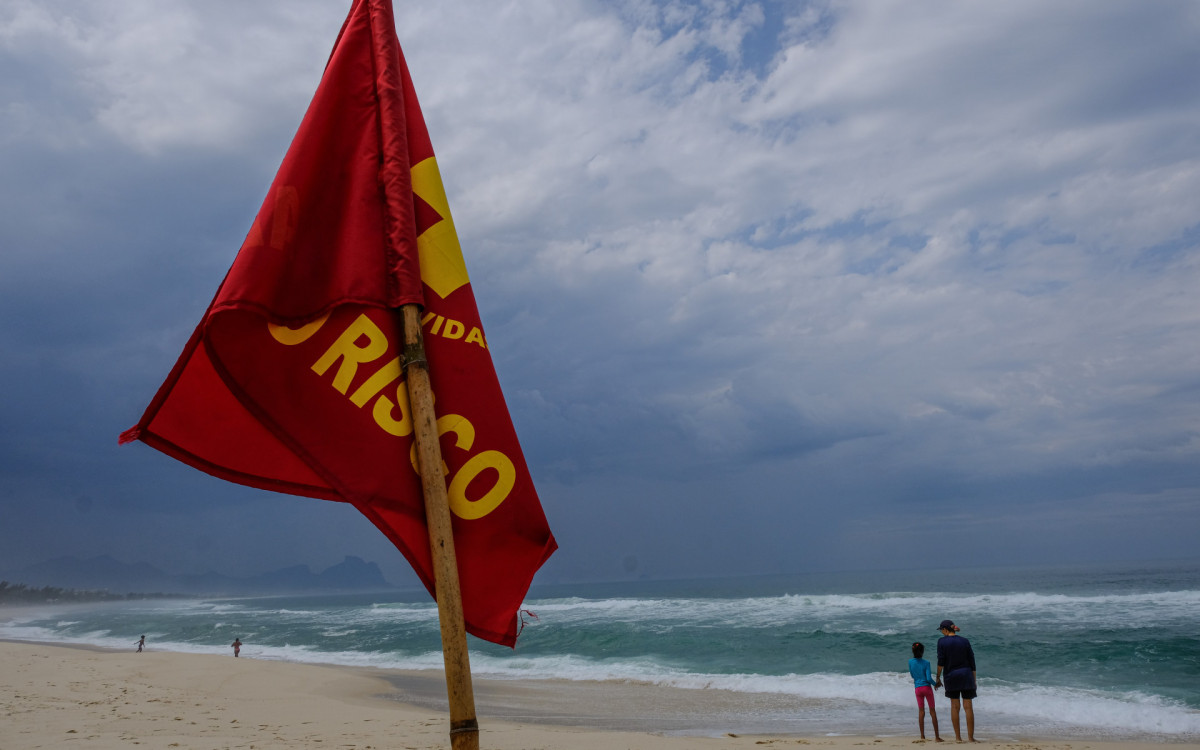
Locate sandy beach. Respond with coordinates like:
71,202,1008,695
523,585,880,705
1,640,1195,750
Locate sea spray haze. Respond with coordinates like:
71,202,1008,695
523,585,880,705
3,559,1197,739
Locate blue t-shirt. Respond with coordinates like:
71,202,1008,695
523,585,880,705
909,657,933,687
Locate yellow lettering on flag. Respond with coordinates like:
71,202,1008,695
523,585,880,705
374,382,415,437
349,356,402,407
449,450,516,520
411,157,470,299
268,313,329,345
312,314,388,393
465,327,487,349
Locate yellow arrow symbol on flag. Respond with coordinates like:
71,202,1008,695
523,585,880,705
412,157,470,299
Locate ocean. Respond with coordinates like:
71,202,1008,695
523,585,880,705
3,559,1198,741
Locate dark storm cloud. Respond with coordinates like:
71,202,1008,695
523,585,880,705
2,0,1198,586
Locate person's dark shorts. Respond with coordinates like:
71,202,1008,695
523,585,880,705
943,667,976,700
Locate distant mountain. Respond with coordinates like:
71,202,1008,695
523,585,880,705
1,555,394,596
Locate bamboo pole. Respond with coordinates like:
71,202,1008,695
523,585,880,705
400,303,480,750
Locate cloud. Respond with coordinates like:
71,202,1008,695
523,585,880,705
1,0,1198,581
0,0,346,154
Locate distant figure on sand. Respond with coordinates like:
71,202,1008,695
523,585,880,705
935,620,977,742
136,635,145,653
909,642,943,741
231,638,242,657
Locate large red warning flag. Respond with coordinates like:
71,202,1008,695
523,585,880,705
120,0,556,647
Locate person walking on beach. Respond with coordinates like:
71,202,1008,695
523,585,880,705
909,642,943,742
935,620,977,742
231,637,242,657
136,635,145,653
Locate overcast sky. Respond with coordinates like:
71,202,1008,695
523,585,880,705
2,0,1198,587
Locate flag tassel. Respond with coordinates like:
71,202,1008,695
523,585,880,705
401,303,480,750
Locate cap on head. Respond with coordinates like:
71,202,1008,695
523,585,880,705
938,619,956,632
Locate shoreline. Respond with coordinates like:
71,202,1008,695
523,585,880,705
4,640,1198,749
368,668,1200,743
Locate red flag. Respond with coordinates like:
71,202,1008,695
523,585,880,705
121,0,556,647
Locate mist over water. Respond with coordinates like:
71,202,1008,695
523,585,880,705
4,560,1198,739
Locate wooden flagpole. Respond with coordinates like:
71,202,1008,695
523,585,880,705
400,303,480,750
